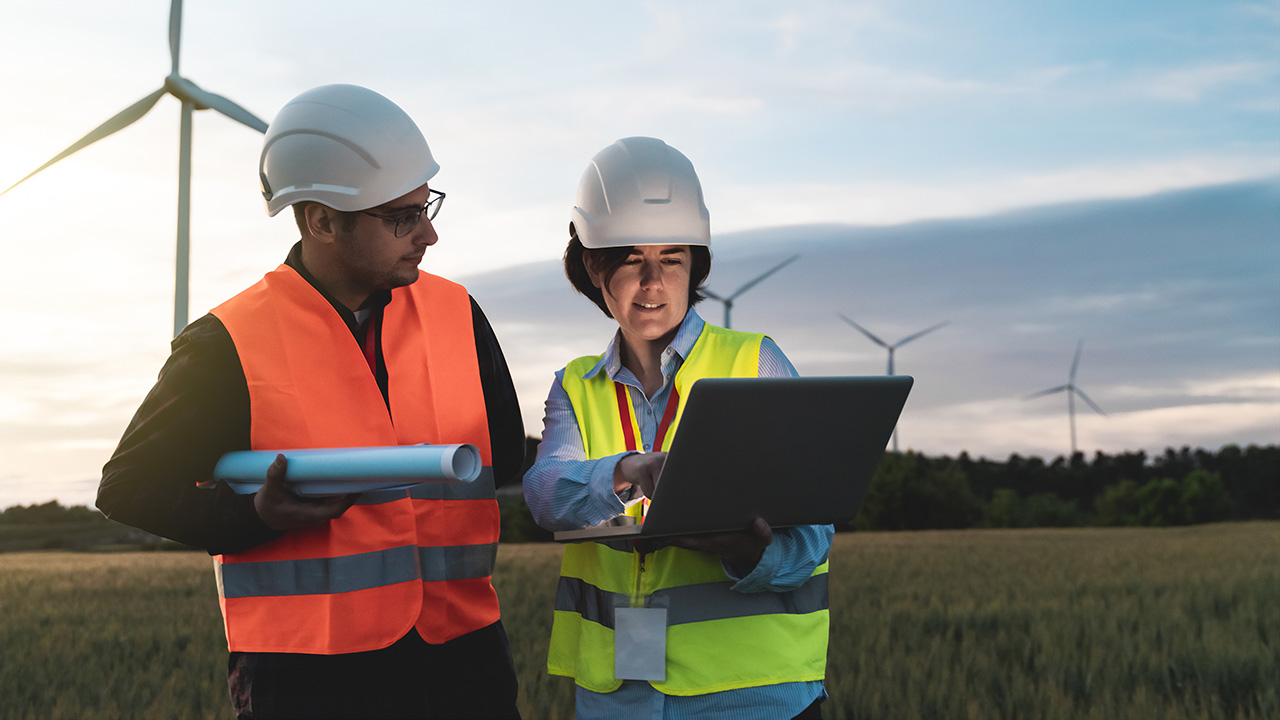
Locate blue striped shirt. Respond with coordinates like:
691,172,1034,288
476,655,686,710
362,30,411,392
524,308,831,720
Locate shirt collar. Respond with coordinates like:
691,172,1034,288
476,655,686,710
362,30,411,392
285,241,392,336
581,308,707,381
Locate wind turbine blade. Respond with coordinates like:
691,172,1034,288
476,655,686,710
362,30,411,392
837,314,889,349
1073,387,1107,416
1024,385,1069,400
198,90,269,132
1069,338,1084,382
169,0,183,75
895,320,951,347
2,88,166,197
702,288,725,301
728,254,799,299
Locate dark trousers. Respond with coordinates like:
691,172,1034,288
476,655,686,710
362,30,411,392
228,621,520,720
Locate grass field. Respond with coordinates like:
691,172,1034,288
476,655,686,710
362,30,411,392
0,522,1276,719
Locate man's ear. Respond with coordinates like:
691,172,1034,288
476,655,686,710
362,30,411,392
304,203,342,245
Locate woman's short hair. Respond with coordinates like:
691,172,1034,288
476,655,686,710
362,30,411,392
564,229,711,319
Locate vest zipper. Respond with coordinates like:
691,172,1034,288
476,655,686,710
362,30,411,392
632,548,647,608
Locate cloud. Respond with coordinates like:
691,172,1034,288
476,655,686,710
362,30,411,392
712,158,1280,230
772,12,805,54
1235,0,1280,25
907,392,1280,461
564,86,766,122
1138,62,1279,103
1044,290,1168,313
465,179,1280,458
797,63,1002,111
1108,372,1280,406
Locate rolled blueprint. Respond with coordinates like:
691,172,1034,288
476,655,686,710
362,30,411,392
208,443,482,496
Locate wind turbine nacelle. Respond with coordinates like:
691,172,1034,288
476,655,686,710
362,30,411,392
164,75,210,110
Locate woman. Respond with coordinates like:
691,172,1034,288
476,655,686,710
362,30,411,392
524,137,833,719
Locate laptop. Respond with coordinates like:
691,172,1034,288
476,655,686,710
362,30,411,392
553,375,913,542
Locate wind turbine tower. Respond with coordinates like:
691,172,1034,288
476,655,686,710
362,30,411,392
1,0,269,338
703,254,800,329
1024,339,1107,456
838,314,949,451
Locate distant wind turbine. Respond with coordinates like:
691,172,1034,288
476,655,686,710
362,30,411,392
1,0,268,338
838,314,949,451
703,254,800,329
1024,339,1107,456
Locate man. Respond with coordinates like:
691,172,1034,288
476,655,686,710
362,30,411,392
97,84,525,720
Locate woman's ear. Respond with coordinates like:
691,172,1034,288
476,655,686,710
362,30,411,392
583,252,603,289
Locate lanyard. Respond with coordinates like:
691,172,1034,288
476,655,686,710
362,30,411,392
613,380,680,521
612,381,680,452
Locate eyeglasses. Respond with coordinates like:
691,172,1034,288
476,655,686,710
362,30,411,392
360,189,446,238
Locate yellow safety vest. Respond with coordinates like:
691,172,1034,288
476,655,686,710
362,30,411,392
548,323,829,695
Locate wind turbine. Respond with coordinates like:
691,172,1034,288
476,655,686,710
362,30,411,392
1024,339,1107,457
1,0,268,338
703,254,799,329
838,314,949,451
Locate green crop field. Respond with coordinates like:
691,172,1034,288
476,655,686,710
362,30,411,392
1,522,1276,719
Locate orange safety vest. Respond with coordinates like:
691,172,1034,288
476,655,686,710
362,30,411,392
210,265,500,654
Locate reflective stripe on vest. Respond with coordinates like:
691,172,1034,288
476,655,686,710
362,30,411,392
555,570,829,628
548,322,830,695
217,542,499,598
211,266,500,654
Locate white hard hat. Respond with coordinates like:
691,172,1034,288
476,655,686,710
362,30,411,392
570,137,710,249
259,84,439,217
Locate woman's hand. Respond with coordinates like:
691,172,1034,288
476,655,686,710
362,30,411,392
613,451,666,500
647,517,774,576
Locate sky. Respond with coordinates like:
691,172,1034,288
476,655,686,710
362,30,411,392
0,0,1277,509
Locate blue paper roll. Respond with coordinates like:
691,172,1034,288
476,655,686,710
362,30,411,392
208,443,482,496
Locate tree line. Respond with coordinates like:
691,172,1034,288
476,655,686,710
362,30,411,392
495,442,1278,541
847,444,1278,532
3,443,1276,547
0,501,104,525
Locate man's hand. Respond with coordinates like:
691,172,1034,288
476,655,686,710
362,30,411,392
655,517,774,576
253,454,359,532
613,451,666,501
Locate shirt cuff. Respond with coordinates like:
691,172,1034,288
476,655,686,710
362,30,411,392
725,541,782,592
588,452,637,518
